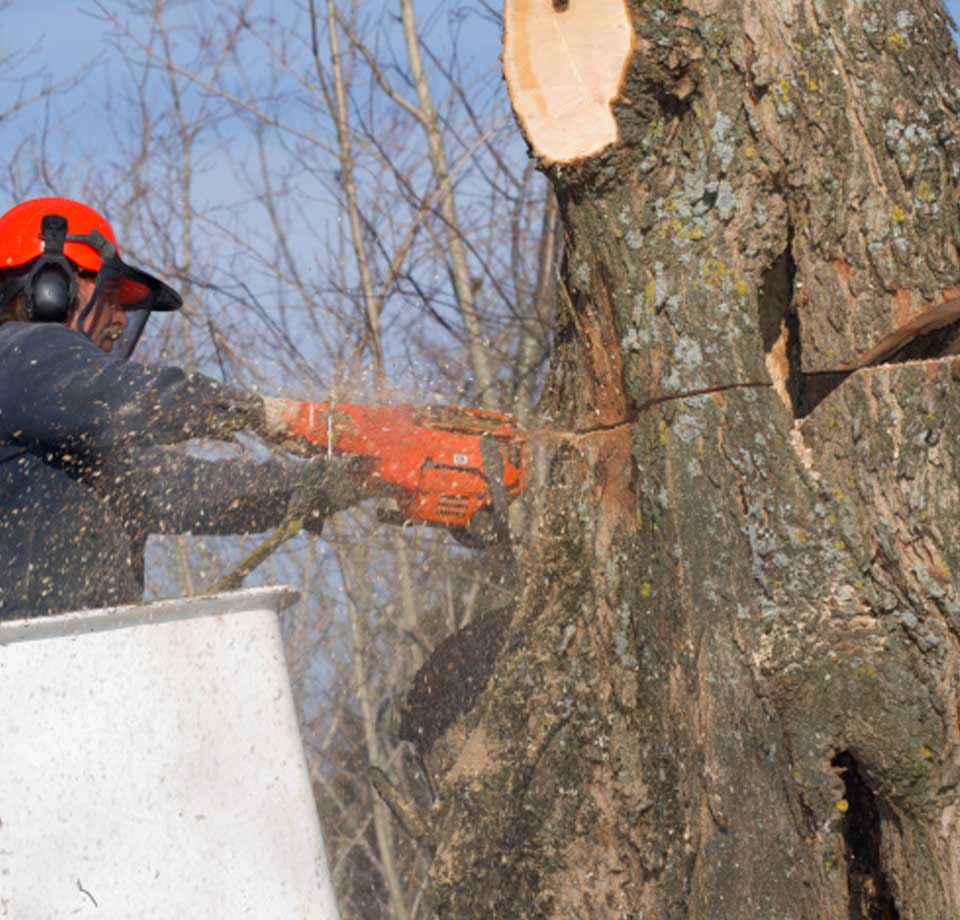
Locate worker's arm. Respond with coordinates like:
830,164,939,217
0,323,263,454
97,447,310,536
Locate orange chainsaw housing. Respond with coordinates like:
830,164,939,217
287,402,527,533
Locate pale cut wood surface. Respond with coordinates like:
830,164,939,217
503,0,633,163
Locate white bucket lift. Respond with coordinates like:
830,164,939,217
0,586,340,920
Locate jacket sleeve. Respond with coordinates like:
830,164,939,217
0,322,264,455
100,446,304,535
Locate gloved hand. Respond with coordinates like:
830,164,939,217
287,456,365,534
262,397,299,436
260,397,311,455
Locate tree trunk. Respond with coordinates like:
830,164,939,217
407,1,960,917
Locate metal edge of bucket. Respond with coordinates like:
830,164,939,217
0,585,301,646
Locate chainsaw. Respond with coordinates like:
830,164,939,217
281,401,528,547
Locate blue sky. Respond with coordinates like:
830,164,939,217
0,0,507,216
1,0,503,124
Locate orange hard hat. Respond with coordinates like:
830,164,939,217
0,197,122,274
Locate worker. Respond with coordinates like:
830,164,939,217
0,197,350,620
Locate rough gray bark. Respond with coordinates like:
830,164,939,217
400,1,960,918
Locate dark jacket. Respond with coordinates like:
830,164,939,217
0,322,301,619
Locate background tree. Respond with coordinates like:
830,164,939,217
410,1,960,917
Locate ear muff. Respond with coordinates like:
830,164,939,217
23,215,78,323
26,263,75,322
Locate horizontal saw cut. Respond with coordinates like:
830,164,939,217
503,0,633,163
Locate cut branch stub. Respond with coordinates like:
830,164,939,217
503,0,633,164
